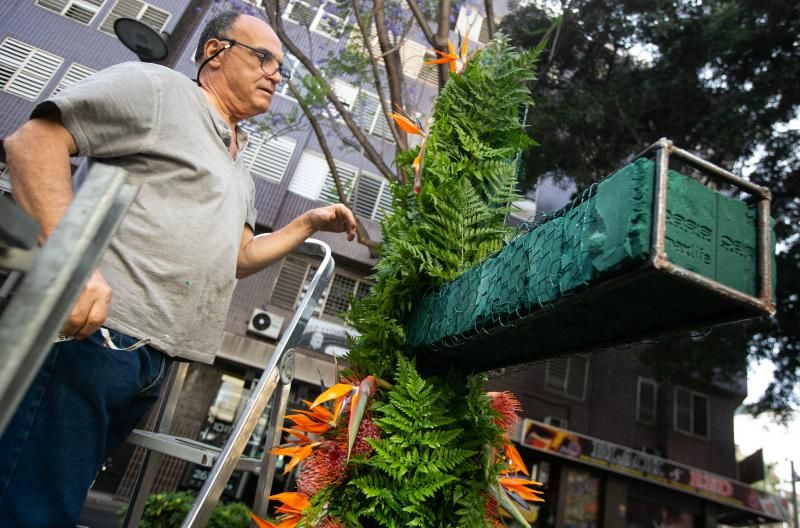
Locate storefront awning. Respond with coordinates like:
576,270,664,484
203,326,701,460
519,419,789,524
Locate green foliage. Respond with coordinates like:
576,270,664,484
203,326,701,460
123,491,251,528
347,36,540,379
323,356,502,527
297,36,541,527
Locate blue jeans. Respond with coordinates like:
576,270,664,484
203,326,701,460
0,328,172,527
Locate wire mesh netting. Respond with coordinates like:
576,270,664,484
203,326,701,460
407,156,775,373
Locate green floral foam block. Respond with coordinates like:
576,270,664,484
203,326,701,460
407,158,775,372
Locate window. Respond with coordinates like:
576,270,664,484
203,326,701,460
637,377,657,424
283,0,350,40
270,256,371,318
36,0,106,24
288,150,393,222
275,54,310,99
545,356,589,400
674,387,709,438
351,90,393,141
240,127,296,183
51,62,96,96
0,38,63,101
0,162,10,194
99,0,170,35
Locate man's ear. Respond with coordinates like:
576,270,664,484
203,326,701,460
203,39,227,66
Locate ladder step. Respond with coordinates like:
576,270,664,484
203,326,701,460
127,430,263,473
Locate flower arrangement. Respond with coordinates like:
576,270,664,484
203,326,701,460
253,35,544,527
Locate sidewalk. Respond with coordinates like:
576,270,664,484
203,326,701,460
77,490,128,528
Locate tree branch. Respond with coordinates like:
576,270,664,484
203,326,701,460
264,0,397,184
349,0,408,156
288,80,379,255
373,0,408,152
483,0,495,40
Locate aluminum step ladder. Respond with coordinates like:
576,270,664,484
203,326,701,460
122,237,334,527
0,162,139,434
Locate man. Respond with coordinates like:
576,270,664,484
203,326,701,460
0,10,357,526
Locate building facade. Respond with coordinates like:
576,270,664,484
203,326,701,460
1,0,787,525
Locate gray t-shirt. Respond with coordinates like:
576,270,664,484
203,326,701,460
36,62,257,363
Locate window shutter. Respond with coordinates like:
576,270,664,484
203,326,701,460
100,0,170,34
565,355,588,399
288,150,329,199
352,91,379,134
417,51,440,85
37,0,105,24
319,162,357,205
241,131,296,184
271,257,311,310
374,180,393,221
401,39,426,79
545,358,568,391
0,38,63,101
332,78,359,109
52,62,95,96
351,172,382,219
140,4,169,30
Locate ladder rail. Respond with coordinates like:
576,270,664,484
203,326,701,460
181,237,333,527
0,163,138,434
121,361,190,527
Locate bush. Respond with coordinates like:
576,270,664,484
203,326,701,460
121,491,253,528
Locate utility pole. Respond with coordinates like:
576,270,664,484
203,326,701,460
791,460,798,528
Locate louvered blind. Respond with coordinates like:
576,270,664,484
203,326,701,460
241,131,296,183
271,257,311,310
0,38,63,101
545,358,568,391
319,162,357,205
351,172,383,219
288,150,328,199
37,0,105,24
52,63,95,95
100,0,170,34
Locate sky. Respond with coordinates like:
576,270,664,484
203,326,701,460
734,359,799,496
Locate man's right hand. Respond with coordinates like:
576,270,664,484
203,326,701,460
63,269,112,340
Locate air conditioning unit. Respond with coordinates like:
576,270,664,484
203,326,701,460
248,309,284,340
543,416,568,429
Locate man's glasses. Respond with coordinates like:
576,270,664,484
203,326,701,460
222,39,292,83
194,38,292,86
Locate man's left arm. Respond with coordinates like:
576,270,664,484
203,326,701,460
237,203,357,279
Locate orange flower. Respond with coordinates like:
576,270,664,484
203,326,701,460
498,476,545,503
390,108,427,193
425,35,470,74
253,492,310,528
271,444,315,475
501,440,529,476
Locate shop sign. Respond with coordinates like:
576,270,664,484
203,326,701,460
520,419,789,522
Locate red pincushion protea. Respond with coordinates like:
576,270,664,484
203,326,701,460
338,412,380,457
297,441,347,497
296,413,381,497
485,494,503,527
487,391,522,434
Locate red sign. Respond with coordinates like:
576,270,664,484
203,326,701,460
520,419,789,522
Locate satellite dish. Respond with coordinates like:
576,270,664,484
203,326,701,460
113,17,168,62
